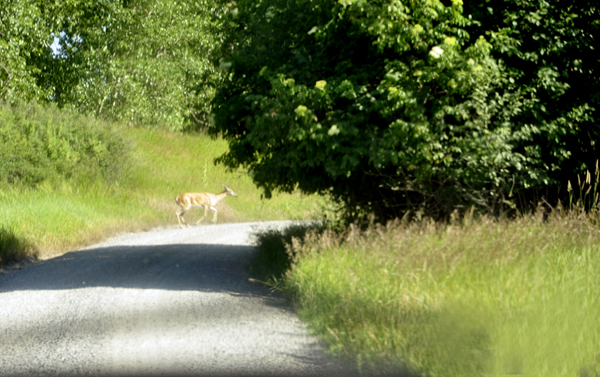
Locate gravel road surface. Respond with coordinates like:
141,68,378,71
0,222,351,377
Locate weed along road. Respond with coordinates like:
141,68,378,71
0,222,346,377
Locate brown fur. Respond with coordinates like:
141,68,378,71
175,184,237,228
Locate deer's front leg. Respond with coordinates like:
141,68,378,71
176,210,188,228
210,206,218,223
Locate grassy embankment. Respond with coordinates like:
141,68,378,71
0,106,325,264
254,191,600,376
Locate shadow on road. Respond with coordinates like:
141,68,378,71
0,243,280,302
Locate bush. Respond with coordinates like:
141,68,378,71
0,101,130,186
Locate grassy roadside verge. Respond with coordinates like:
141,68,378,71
252,212,600,376
0,182,163,260
0,127,326,263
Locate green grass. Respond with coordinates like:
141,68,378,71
0,127,326,262
259,212,600,376
0,181,163,259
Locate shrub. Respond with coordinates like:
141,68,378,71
0,101,130,186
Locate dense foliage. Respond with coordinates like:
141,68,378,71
0,0,54,101
1,0,224,131
44,0,225,130
464,0,600,208
210,0,600,221
0,101,130,186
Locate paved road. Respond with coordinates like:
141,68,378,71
0,222,349,377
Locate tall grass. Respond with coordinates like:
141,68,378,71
258,210,600,376
0,182,162,258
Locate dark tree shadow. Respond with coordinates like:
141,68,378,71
0,243,282,302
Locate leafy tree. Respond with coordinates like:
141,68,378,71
210,0,546,221
0,0,53,101
34,0,129,111
464,0,600,208
35,0,223,131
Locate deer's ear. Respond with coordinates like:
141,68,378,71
222,184,227,189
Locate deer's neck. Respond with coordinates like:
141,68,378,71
213,191,228,203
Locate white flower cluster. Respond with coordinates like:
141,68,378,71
429,46,444,59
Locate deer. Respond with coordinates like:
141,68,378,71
175,184,237,228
